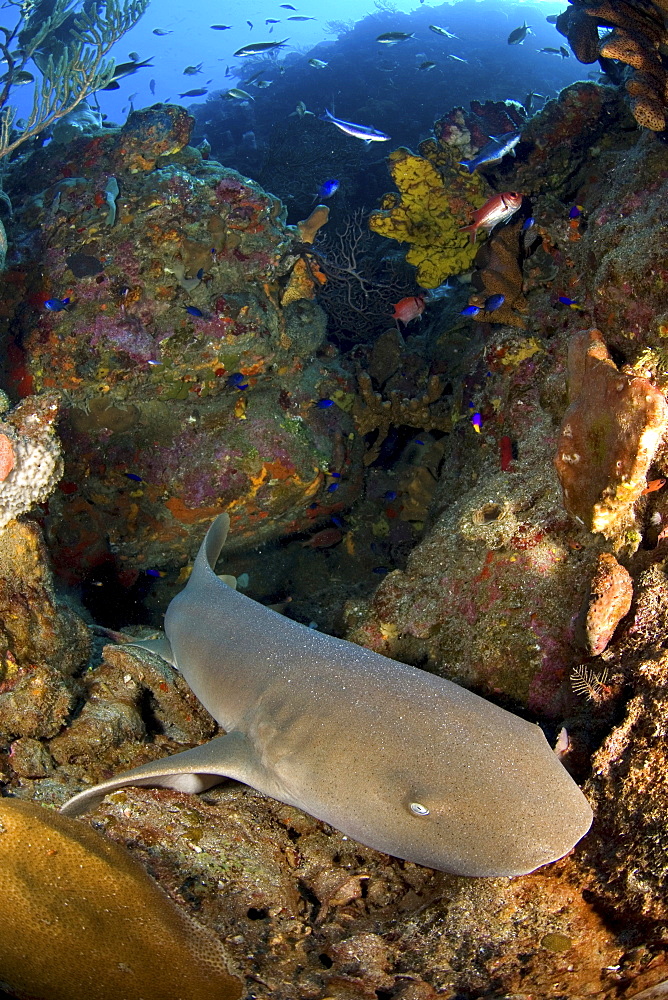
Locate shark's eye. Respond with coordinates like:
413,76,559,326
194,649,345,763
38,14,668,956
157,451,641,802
409,801,430,817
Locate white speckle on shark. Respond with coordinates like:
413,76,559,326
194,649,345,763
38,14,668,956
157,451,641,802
61,514,593,877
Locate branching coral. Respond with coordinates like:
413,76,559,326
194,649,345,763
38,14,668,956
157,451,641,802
352,369,450,465
368,146,488,289
557,0,668,130
0,0,149,162
554,328,668,540
313,210,411,340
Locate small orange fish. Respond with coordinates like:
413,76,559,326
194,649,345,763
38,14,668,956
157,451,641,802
392,295,425,324
642,478,666,495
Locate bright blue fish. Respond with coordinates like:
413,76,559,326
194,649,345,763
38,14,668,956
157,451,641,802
44,297,70,311
522,217,535,230
124,472,143,482
461,305,481,316
315,398,334,408
317,179,339,200
484,294,505,311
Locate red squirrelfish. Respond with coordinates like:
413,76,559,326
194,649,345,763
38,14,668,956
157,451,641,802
392,295,426,324
461,192,523,243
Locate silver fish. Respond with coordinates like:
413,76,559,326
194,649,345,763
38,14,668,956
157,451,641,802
458,132,521,173
321,108,390,143
62,515,593,878
429,24,458,37
226,88,254,101
376,31,414,43
234,39,289,57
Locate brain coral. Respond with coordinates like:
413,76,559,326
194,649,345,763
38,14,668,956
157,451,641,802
0,797,242,1000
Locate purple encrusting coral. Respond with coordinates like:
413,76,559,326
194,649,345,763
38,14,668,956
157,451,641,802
139,430,250,506
89,313,156,363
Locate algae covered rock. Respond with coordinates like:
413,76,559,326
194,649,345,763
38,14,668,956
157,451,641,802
554,329,668,540
0,519,90,743
0,104,360,581
0,797,242,1000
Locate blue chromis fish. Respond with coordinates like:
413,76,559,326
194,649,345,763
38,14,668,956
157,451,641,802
317,179,339,199
321,108,390,144
185,305,204,317
459,132,520,173
461,305,480,316
484,294,505,311
315,398,334,408
44,297,70,311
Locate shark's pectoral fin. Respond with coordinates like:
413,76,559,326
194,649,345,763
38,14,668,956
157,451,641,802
125,633,176,664
60,731,260,817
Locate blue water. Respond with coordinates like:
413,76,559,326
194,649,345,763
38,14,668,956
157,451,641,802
8,0,589,128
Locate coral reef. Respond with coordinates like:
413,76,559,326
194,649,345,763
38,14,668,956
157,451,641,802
557,0,668,130
0,797,242,1000
0,394,63,529
554,329,668,540
368,146,488,288
432,99,527,162
510,82,634,199
111,103,195,173
0,104,363,582
352,370,450,465
3,44,668,1000
580,625,668,924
